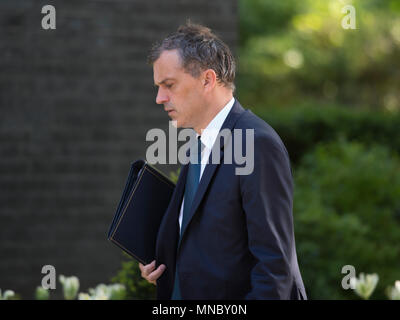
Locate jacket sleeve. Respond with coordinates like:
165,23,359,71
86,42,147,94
239,134,296,299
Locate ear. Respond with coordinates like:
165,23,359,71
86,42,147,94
202,69,217,92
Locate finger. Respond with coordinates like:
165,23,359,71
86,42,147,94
147,264,166,282
139,263,145,277
147,266,165,282
142,260,156,276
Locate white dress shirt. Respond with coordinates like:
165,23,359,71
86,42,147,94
178,97,235,233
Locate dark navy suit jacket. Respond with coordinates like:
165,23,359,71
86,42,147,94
155,99,307,300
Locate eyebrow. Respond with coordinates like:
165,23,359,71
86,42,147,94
154,78,175,86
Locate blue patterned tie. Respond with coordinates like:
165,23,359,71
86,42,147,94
171,135,202,300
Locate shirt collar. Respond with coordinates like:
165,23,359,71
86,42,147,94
196,97,235,150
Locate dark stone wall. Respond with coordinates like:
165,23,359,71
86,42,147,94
0,0,237,299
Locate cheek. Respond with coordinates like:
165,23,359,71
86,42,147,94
176,81,202,117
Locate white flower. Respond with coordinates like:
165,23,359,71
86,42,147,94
386,280,400,300
59,275,80,300
78,293,92,300
92,284,109,300
78,283,126,300
0,289,15,300
350,273,379,300
92,290,109,300
395,280,400,292
107,284,126,300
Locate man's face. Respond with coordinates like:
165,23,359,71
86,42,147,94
153,49,205,129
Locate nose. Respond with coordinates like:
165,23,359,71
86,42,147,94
156,87,169,105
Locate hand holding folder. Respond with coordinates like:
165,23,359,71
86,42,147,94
108,160,175,265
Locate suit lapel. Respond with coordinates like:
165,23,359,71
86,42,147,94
178,100,247,247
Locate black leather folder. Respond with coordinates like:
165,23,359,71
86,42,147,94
108,159,175,265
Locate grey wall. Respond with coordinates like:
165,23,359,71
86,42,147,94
0,0,237,299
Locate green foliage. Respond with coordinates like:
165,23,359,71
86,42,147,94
293,138,400,299
253,105,400,165
239,0,301,46
111,253,156,300
238,0,400,110
35,286,50,300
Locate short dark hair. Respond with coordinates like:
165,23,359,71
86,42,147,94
148,22,236,92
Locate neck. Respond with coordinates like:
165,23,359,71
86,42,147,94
193,92,233,135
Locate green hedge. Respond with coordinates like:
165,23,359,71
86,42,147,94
252,105,400,166
111,254,156,300
293,138,400,299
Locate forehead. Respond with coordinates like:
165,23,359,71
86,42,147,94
153,49,184,83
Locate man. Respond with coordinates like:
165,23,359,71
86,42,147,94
139,22,307,300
